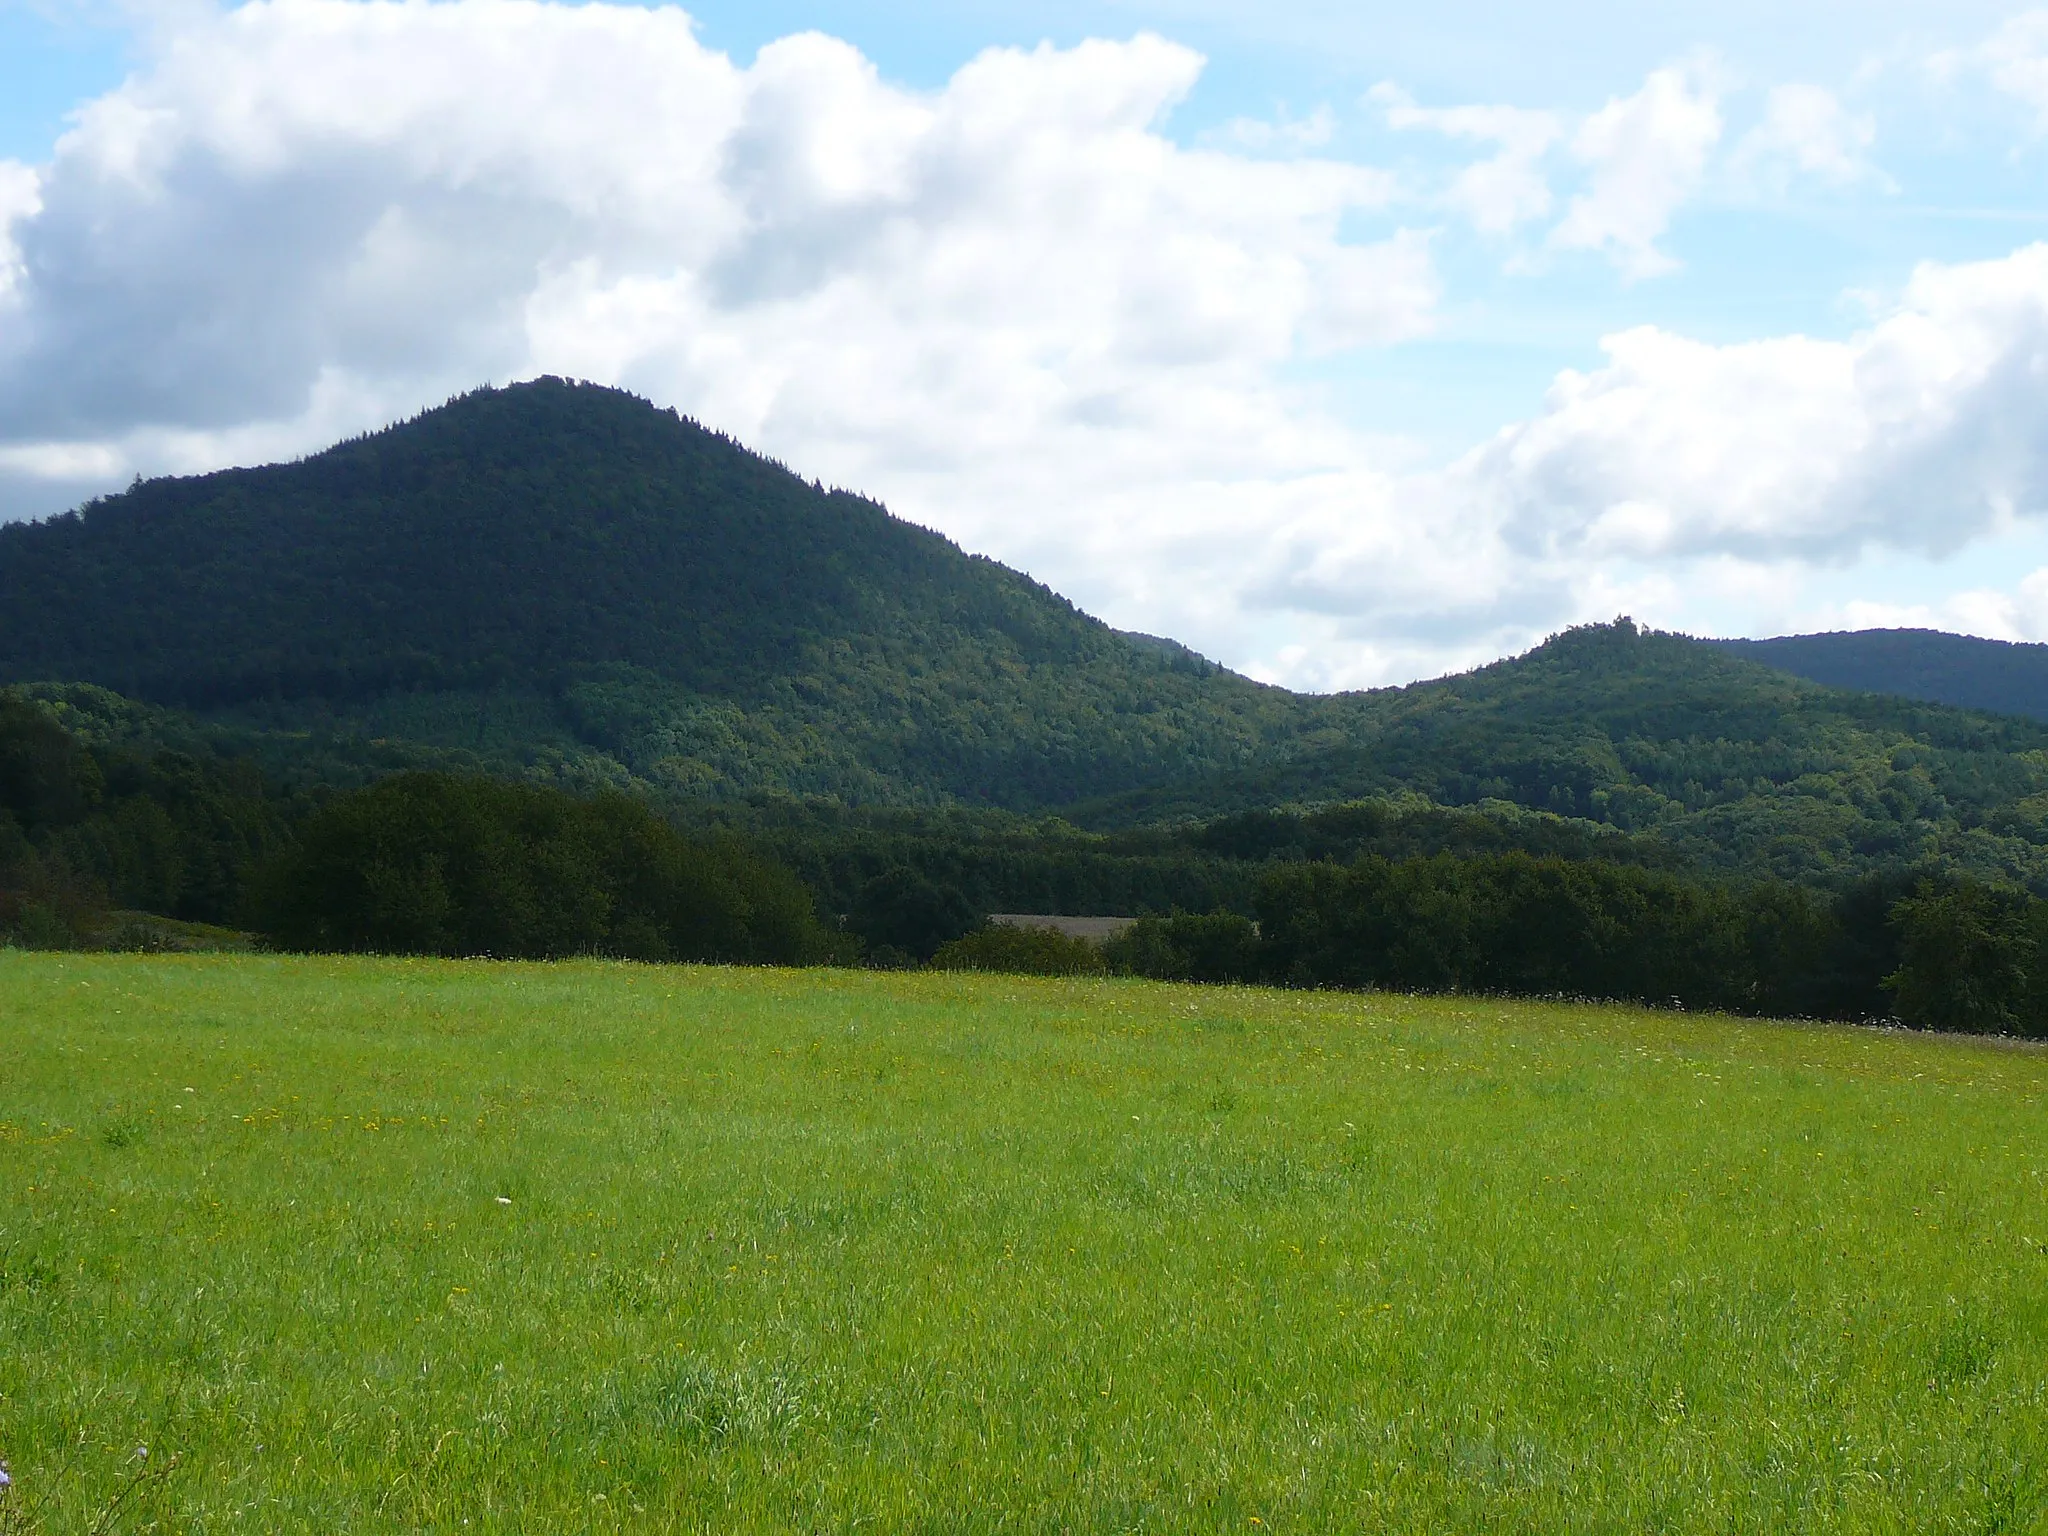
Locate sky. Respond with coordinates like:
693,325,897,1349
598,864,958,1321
8,1,2048,687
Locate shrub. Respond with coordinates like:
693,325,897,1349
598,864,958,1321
1102,911,1260,983
930,924,1107,976
846,868,979,963
0,846,106,950
1884,879,2041,1035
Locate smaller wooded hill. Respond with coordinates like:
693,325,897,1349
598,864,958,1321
1076,621,2048,888
0,380,1333,808
1714,629,2048,721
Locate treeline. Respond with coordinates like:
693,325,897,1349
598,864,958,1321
0,693,294,946
934,853,2048,1038
251,774,838,963
674,794,1675,964
1,695,840,963
9,684,2048,1035
1254,854,1883,1019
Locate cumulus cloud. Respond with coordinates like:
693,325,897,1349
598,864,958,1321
1370,84,1562,235
0,160,38,307
1457,243,2048,563
1549,64,1722,278
1211,104,1336,153
1731,83,1882,192
1935,565,2048,641
1968,9,2048,129
1198,241,2048,678
1374,67,1875,258
1763,565,2048,649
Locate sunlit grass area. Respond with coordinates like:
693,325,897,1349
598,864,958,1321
2,952,2045,1531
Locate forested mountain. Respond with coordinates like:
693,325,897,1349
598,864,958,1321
14,381,2048,890
0,379,1340,807
1713,629,2048,721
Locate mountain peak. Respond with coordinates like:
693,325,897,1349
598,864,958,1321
0,382,1297,806
2,379,1080,702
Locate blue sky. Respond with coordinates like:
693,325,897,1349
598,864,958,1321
8,0,2048,685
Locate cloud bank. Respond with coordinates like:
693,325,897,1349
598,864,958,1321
5,1,2048,687
1468,245,2048,566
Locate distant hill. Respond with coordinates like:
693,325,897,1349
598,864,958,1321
1074,621,2048,887
0,379,1344,807
1711,629,2048,721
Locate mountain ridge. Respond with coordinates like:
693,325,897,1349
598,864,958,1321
1711,628,2048,722
14,380,2048,890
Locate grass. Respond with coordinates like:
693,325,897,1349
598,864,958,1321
1,952,2045,1533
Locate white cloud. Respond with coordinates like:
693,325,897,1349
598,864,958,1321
1371,84,1562,235
1971,9,2048,129
1731,83,1882,191
1374,68,1879,259
0,161,38,309
1212,104,1336,153
1458,243,2048,564
1959,564,2048,639
1549,64,1722,278
1247,241,2048,676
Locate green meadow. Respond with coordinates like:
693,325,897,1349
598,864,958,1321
1,954,2045,1533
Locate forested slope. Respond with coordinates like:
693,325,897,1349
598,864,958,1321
1077,621,2048,887
1714,629,2048,721
0,379,1342,808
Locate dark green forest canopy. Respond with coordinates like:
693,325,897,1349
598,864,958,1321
1713,629,2048,722
0,688,296,939
1074,622,2048,889
248,772,834,966
0,379,1331,808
